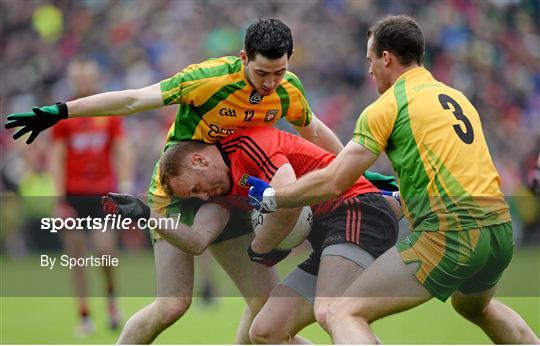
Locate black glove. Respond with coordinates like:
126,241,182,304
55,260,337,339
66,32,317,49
247,244,291,267
102,193,151,221
4,102,68,144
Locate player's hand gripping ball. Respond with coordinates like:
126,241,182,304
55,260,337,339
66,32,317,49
251,206,313,250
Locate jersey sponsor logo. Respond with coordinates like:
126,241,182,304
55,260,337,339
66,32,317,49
249,90,263,104
264,109,279,122
238,173,250,187
208,123,237,139
219,107,237,117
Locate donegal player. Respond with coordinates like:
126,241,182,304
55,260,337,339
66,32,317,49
5,19,344,344
248,15,539,344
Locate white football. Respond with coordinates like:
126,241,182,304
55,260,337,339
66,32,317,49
251,206,313,250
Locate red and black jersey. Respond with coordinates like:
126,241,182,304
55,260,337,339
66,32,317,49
215,127,379,217
52,117,123,195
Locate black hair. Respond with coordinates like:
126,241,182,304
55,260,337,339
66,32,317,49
244,18,293,61
368,15,424,66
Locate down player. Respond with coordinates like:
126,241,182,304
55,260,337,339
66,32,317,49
50,58,132,335
143,125,400,342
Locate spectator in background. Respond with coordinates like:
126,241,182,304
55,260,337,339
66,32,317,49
49,58,134,336
2,1,538,194
18,138,59,253
528,152,540,195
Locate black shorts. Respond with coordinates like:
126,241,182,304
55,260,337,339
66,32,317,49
65,196,104,218
298,192,399,275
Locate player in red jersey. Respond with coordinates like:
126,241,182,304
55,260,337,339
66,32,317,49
50,58,134,336
104,126,401,342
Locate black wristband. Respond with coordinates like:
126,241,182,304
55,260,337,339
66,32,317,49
56,102,69,119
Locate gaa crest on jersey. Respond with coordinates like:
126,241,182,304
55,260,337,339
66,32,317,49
238,173,250,187
249,90,263,104
264,109,279,122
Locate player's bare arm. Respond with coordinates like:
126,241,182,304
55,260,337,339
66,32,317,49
66,82,164,117
151,202,230,255
294,116,343,155
276,141,378,208
102,193,230,255
250,163,302,254
5,82,164,144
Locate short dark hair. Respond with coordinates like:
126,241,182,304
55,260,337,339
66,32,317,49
159,141,210,196
244,18,293,61
368,15,424,66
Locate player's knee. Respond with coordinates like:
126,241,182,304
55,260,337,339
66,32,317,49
249,319,290,344
314,299,330,332
451,294,487,322
327,298,370,329
326,300,345,330
244,296,268,315
154,297,192,327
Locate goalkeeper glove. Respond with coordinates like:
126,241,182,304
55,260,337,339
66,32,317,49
4,102,68,144
102,193,151,221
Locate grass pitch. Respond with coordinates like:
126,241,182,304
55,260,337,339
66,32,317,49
1,246,538,344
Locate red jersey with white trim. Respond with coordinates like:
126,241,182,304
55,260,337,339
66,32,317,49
52,117,123,195
216,127,379,216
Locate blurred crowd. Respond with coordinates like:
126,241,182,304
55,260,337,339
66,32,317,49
1,0,539,249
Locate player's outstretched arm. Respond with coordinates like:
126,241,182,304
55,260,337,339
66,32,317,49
275,141,378,208
5,83,163,144
66,82,163,117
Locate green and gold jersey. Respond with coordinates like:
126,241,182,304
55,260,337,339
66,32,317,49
352,67,510,231
160,56,312,146
149,56,313,214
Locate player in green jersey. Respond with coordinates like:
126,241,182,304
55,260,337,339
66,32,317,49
5,19,348,344
247,15,539,344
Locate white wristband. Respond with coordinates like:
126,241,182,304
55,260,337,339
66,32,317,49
262,188,278,212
